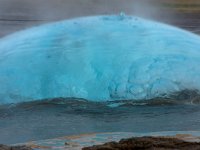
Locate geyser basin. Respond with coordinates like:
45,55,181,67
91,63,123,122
0,15,200,104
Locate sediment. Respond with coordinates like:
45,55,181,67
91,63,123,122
82,136,200,150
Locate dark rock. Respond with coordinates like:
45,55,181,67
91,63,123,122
0,145,32,150
65,142,70,145
82,136,200,150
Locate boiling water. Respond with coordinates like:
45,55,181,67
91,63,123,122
1,15,200,144
1,15,200,103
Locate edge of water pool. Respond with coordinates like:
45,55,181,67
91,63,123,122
13,131,200,150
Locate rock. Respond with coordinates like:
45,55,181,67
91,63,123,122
82,136,200,150
0,145,32,150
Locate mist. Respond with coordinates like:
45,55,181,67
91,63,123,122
0,0,178,37
0,0,165,20
0,0,199,36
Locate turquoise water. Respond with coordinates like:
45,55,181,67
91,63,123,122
1,15,200,103
1,15,200,144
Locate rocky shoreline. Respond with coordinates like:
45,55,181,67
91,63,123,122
83,136,200,150
1,136,200,150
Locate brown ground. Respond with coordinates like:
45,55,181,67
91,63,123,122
82,136,200,150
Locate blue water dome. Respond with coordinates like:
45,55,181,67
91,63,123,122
0,14,200,104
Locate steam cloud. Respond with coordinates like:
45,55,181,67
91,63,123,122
0,0,175,37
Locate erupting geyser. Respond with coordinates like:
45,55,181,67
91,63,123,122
0,15,200,104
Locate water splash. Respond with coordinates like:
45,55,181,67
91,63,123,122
0,15,200,104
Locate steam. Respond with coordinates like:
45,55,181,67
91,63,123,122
0,0,176,37
0,0,174,21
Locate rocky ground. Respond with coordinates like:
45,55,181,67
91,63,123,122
83,136,200,150
2,135,200,150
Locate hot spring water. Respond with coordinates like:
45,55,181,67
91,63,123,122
1,15,200,144
1,15,200,104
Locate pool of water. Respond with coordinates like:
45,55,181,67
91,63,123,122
1,98,200,144
1,0,200,147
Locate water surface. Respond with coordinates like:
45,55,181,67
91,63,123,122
1,98,200,144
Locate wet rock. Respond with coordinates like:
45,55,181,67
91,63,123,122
82,136,200,150
0,145,32,150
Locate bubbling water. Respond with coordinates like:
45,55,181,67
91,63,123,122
0,15,200,104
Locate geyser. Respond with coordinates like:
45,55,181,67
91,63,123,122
0,15,200,104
